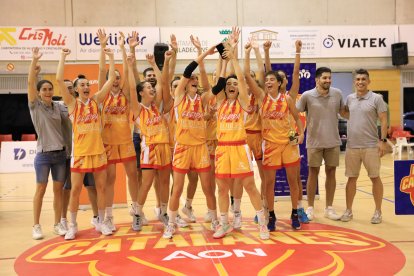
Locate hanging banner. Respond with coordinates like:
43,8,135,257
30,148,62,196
75,27,159,60
160,27,242,60
0,26,76,60
394,161,414,215
272,63,317,198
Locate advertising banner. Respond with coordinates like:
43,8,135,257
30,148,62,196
0,26,76,60
160,27,242,60
75,27,159,60
272,63,317,198
394,161,414,215
0,141,37,173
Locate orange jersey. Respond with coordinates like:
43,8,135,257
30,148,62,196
136,102,169,145
217,99,247,143
206,97,217,141
244,94,262,132
174,94,206,145
261,93,291,144
101,91,132,145
70,99,105,156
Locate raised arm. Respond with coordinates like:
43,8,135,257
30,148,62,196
129,31,141,83
213,58,228,105
28,47,42,103
287,95,305,144
244,42,265,104
126,54,141,119
169,34,178,81
289,40,302,100
191,35,211,94
224,45,249,108
162,50,174,112
263,40,272,73
251,37,265,88
119,32,130,100
93,49,115,104
145,53,163,107
97,29,108,90
56,48,75,110
226,27,240,76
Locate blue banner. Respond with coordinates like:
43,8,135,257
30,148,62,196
394,160,414,215
270,63,316,198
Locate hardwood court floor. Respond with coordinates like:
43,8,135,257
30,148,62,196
1,153,413,275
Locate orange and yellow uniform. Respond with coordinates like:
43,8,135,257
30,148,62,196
101,91,136,164
215,99,253,178
172,94,210,173
245,93,263,160
206,97,218,159
261,93,300,170
136,102,171,169
70,99,107,172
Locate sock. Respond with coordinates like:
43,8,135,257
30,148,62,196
256,209,265,225
161,202,168,214
106,207,113,217
233,198,241,213
220,212,229,225
298,200,303,209
137,204,144,215
70,212,77,225
269,210,276,218
208,209,218,221
185,198,193,209
168,210,177,224
98,209,105,223
61,217,67,223
292,208,298,216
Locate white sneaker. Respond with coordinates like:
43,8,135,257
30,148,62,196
213,223,233,239
104,216,116,232
306,207,314,221
32,224,44,240
132,214,143,231
371,210,382,224
65,223,78,240
129,204,137,216
97,222,112,236
163,223,176,239
324,207,341,221
54,222,67,236
91,217,99,228
211,219,220,231
233,211,242,229
181,206,196,222
158,212,169,226
204,211,212,223
60,218,68,231
175,214,189,228
259,224,270,240
341,209,353,222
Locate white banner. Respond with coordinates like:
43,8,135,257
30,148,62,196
0,26,76,61
0,141,37,173
399,25,414,55
319,25,397,57
242,26,321,58
75,27,159,60
160,27,243,60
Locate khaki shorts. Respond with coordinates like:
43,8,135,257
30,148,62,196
71,152,107,173
345,147,381,178
105,141,137,165
262,140,300,170
307,147,340,167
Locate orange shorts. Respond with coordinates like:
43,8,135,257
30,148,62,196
262,140,300,170
215,141,254,179
71,152,107,173
105,141,137,165
141,143,171,170
246,131,263,160
172,143,211,173
206,139,218,159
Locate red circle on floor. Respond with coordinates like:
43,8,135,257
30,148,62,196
15,220,405,275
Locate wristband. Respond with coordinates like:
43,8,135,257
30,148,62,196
212,77,226,95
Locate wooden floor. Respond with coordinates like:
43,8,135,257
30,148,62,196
1,152,414,275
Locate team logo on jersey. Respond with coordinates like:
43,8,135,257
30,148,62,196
15,220,405,275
